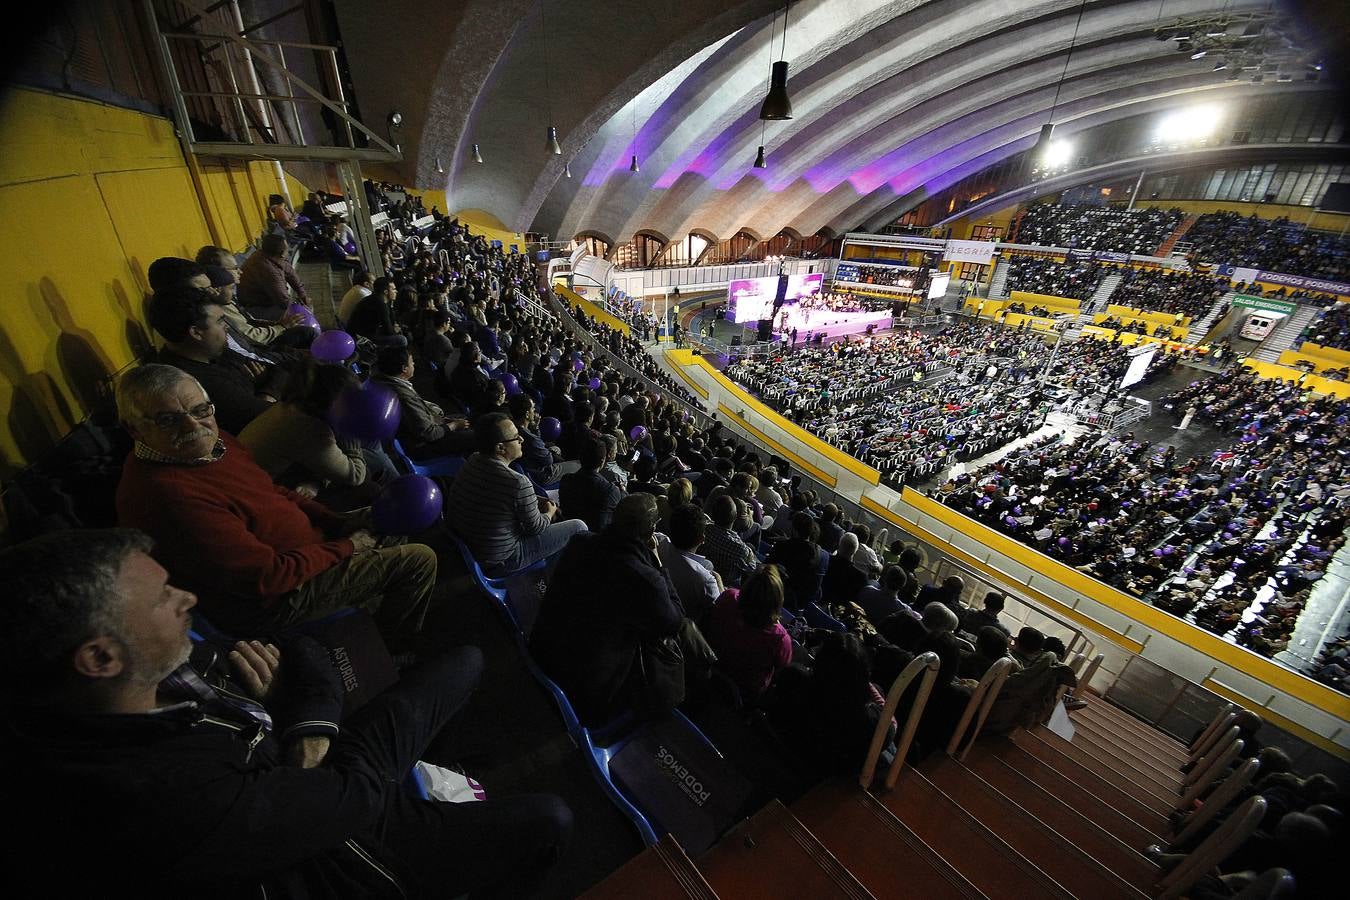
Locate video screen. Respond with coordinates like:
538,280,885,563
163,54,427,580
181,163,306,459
1119,345,1157,391
727,276,779,324
786,272,824,302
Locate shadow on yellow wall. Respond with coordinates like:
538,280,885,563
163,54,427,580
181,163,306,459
0,87,297,478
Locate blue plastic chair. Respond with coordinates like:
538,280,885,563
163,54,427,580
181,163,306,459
390,438,465,478
804,601,847,632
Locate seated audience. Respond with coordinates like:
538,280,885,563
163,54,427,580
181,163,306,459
531,494,687,725
962,591,1011,636
559,435,623,532
338,269,375,324
822,532,867,607
702,493,759,588
657,503,723,624
706,564,793,701
985,627,1077,732
238,232,310,315
348,276,408,348
113,365,437,649
372,346,475,459
0,529,571,898
444,413,587,574
768,511,828,609
960,625,1015,680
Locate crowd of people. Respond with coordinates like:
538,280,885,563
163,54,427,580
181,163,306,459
726,320,1179,489
836,262,921,289
1004,255,1108,301
1110,268,1229,320
1188,212,1350,280
1013,204,1184,254
1301,302,1350,350
933,370,1349,669
1096,314,1183,338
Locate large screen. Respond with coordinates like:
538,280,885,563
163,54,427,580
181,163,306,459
727,273,825,324
727,276,778,323
927,271,950,299
1119,345,1157,391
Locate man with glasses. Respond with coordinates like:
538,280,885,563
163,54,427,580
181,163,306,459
115,364,437,651
445,412,587,575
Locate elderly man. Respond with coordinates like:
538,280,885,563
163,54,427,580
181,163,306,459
114,364,437,650
444,412,587,574
197,245,312,349
238,232,310,316
0,528,571,898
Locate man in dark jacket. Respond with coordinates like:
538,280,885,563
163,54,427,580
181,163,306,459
558,435,623,532
531,494,684,725
0,528,571,899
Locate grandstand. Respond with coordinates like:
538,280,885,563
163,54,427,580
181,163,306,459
3,1,1349,897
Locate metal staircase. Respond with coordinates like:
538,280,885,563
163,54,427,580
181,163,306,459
987,258,1012,299
141,0,402,272
1085,271,1126,315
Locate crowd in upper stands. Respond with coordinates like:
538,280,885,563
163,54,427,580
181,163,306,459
1301,302,1350,350
1188,211,1350,280
1110,268,1229,320
1013,204,1184,254
1003,255,1109,301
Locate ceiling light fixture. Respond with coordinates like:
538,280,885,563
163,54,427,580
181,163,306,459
564,162,572,178
1212,59,1227,70
540,3,562,155
434,156,444,174
754,144,767,169
1035,0,1088,159
629,155,640,174
629,93,639,174
472,143,483,164
759,2,793,120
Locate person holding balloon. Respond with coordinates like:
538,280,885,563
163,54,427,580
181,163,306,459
372,346,476,459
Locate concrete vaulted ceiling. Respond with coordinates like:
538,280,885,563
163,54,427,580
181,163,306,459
334,0,1340,244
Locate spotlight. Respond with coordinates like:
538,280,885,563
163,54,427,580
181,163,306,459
434,156,444,174
1043,139,1074,169
546,125,562,155
564,162,572,178
1213,59,1228,70
753,145,767,169
759,60,793,120
472,143,483,163
1191,49,1207,60
1033,122,1055,155
629,154,640,173
387,110,403,128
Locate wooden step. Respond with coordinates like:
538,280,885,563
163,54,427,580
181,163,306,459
1066,719,1187,786
792,779,987,900
1016,729,1176,815
876,768,1075,900
961,745,1160,888
921,756,1151,899
1041,725,1184,792
582,835,719,899
697,800,875,899
1007,731,1172,829
1073,700,1189,762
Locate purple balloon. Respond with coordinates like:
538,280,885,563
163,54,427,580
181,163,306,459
286,302,320,333
328,381,401,442
372,474,443,535
630,425,648,442
496,371,521,396
539,416,562,441
588,376,602,391
1153,548,1165,557
573,357,585,372
311,329,356,364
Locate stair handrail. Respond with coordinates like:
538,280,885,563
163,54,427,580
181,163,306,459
1185,726,1242,789
1155,795,1267,899
859,651,940,791
1188,703,1235,754
1079,653,1104,693
945,656,1015,759
1189,710,1237,762
1169,756,1261,844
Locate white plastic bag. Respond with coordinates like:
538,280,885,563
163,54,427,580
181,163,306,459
413,761,487,803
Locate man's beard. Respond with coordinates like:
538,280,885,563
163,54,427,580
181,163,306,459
124,638,192,687
173,429,215,449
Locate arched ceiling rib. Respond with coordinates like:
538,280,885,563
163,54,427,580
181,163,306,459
334,0,1342,241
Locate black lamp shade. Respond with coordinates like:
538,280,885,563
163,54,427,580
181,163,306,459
629,155,640,173
1034,122,1055,152
547,125,562,155
753,145,767,168
759,60,793,120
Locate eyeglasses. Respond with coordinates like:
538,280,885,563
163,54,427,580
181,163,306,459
499,434,524,445
146,402,215,431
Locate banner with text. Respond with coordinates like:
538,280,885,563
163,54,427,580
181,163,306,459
1231,293,1298,315
942,240,997,265
1219,265,1350,297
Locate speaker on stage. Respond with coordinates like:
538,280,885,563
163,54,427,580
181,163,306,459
756,319,774,342
771,274,790,313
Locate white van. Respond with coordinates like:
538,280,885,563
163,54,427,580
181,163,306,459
1239,310,1287,341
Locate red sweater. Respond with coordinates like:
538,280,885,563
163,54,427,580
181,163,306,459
116,434,354,611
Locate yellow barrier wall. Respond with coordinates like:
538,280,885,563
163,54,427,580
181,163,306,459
1093,315,1188,340
1242,359,1350,399
1009,290,1080,313
1105,304,1190,327
899,488,1350,719
1299,343,1350,367
554,284,630,336
1278,349,1350,374
0,88,231,477
1132,198,1350,235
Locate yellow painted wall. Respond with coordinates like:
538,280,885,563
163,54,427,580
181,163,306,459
554,284,630,336
1242,359,1350,399
1299,342,1350,366
0,87,297,477
454,208,527,250
1009,291,1080,313
1278,349,1350,374
1105,304,1190,327
943,201,1019,240
1132,198,1350,235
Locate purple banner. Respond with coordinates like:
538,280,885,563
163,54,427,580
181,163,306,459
1252,270,1350,297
